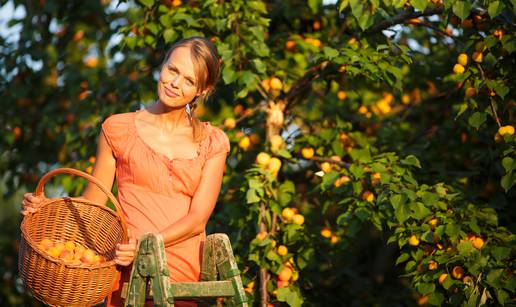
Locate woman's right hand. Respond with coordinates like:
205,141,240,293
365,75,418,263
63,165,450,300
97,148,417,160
21,193,47,216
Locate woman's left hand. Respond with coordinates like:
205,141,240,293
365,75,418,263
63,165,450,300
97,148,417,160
115,231,138,266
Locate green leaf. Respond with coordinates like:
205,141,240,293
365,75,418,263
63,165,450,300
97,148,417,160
455,103,468,120
445,223,460,237
252,59,266,74
349,164,365,178
488,1,505,18
417,282,435,295
349,0,364,21
331,139,345,156
396,253,410,265
248,178,263,189
410,0,428,11
139,0,154,8
222,66,237,84
468,112,487,130
501,172,515,192
457,240,473,256
428,292,444,305
277,287,304,307
322,171,340,189
486,269,504,288
391,196,410,223
411,202,431,220
453,1,472,21
401,155,421,168
355,207,370,221
246,189,260,204
491,247,511,262
357,10,374,30
421,192,439,208
276,149,292,159
323,47,339,59
350,148,371,163
163,28,177,43
339,0,349,11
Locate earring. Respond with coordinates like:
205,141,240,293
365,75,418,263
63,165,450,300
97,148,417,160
186,103,192,121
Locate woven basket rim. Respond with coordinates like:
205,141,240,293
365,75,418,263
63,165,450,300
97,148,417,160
20,197,124,269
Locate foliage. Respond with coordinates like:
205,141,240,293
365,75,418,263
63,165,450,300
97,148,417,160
1,0,515,306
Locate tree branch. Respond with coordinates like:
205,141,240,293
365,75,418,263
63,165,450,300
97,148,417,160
366,7,445,34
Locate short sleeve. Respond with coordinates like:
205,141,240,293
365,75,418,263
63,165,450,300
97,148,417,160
101,113,133,159
206,126,230,160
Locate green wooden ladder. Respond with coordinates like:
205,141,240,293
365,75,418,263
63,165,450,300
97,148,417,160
121,233,248,307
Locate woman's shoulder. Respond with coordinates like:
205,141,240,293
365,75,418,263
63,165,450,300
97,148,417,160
103,111,137,126
201,121,230,158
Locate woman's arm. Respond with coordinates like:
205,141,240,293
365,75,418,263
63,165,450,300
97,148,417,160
85,130,137,266
81,130,116,204
160,152,227,247
21,130,116,214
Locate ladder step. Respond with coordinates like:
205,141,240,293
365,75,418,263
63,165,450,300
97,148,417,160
169,281,235,298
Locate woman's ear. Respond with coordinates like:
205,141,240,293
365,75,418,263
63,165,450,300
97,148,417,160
199,86,212,96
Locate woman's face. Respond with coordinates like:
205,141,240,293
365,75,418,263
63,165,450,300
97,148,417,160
157,47,201,109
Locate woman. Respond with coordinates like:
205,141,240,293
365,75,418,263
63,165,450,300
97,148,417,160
21,37,230,306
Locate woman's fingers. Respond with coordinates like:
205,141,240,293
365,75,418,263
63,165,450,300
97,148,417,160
21,193,47,215
115,238,138,266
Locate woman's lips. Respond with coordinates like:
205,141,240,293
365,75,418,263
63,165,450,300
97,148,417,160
164,87,179,98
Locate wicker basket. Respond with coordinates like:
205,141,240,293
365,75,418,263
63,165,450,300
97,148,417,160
19,168,128,307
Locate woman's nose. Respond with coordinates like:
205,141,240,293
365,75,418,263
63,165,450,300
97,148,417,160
171,75,181,87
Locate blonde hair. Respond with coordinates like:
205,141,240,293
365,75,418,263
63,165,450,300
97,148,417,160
162,37,220,142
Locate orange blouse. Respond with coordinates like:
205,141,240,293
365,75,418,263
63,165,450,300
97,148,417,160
101,109,230,306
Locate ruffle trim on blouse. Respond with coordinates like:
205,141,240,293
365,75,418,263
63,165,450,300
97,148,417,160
102,111,230,164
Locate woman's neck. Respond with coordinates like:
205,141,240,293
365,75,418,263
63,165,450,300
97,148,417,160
146,100,191,131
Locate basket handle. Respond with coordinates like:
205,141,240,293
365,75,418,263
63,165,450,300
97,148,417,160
34,167,128,243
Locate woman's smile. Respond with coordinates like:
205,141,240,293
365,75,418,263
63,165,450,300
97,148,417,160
163,86,180,98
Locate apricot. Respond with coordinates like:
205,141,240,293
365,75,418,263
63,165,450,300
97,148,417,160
278,267,293,281
452,266,464,279
464,87,476,98
453,64,465,74
256,231,267,241
281,208,295,221
292,214,305,225
428,260,438,270
408,235,420,246
362,191,375,202
301,147,315,159
277,245,288,256
285,40,295,50
59,249,74,261
472,52,483,63
38,238,54,251
224,118,236,129
457,53,468,66
270,135,284,151
334,176,351,188
256,152,271,167
472,237,484,249
320,228,332,238
498,125,515,136
238,136,251,151
320,162,332,173
438,273,448,284
429,218,438,228
269,77,283,91
268,158,282,175
47,246,61,258
337,90,347,101
64,241,76,251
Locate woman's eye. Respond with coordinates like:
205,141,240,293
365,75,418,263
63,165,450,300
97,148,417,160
186,79,194,86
